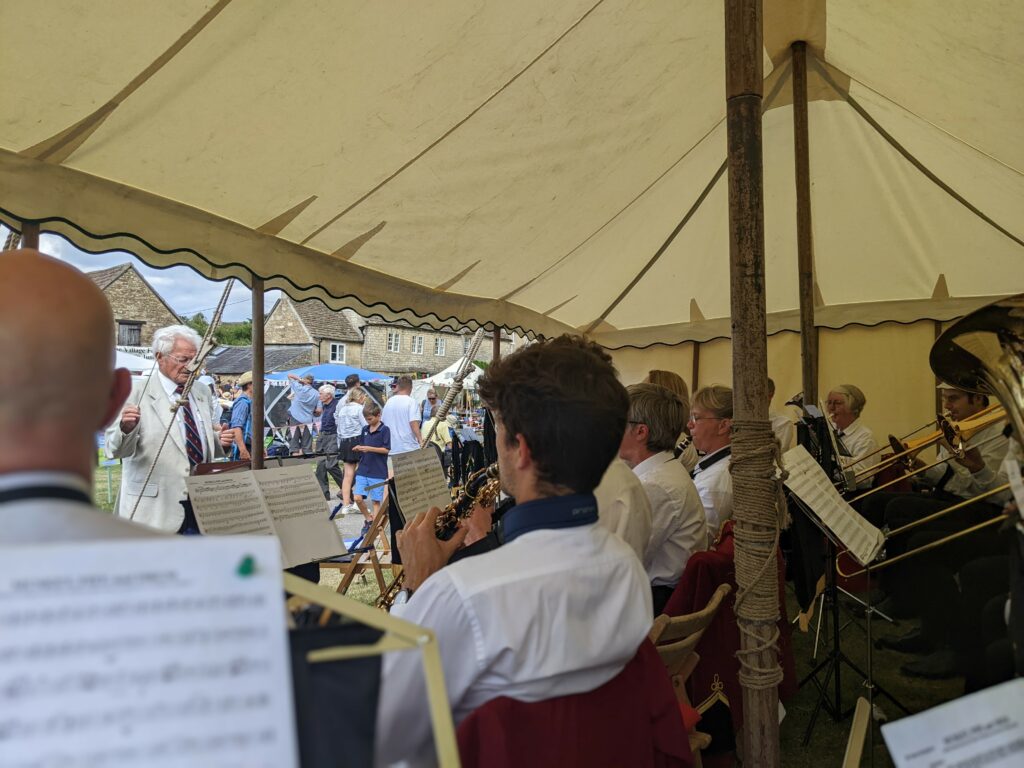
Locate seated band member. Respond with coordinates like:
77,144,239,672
643,369,698,472
0,249,154,543
689,385,734,538
375,336,652,765
619,383,707,617
593,456,653,561
825,384,878,486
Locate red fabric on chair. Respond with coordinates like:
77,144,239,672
456,639,693,768
663,522,797,728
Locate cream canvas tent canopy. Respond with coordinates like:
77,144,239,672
0,0,1021,348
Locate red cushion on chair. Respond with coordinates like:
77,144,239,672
456,640,693,768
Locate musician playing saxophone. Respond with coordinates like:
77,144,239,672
375,336,652,766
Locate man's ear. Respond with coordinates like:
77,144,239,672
514,433,533,471
100,368,132,429
719,418,733,437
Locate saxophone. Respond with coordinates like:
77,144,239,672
377,463,501,610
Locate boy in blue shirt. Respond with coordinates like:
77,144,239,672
352,401,391,537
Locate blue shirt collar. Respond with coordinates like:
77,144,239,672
500,493,598,544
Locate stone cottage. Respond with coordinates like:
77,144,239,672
87,263,180,350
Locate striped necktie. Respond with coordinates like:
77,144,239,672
175,385,205,468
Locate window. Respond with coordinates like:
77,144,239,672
434,338,446,356
329,342,346,363
411,335,424,355
386,330,401,353
117,321,142,346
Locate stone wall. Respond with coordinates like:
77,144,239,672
361,326,513,375
103,269,180,346
316,338,364,367
264,300,313,345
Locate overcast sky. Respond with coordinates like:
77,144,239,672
34,232,280,323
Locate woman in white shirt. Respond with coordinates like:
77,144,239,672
336,387,368,513
644,369,699,472
826,384,879,487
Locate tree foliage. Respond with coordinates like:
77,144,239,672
182,314,252,345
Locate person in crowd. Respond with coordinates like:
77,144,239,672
421,388,439,421
0,249,156,543
286,372,320,454
422,410,456,476
313,383,344,500
619,383,707,616
381,375,421,455
826,384,878,485
643,369,698,472
344,372,361,392
767,377,796,452
689,385,735,540
106,324,231,534
228,371,255,461
352,400,390,535
336,386,368,512
376,336,652,764
593,456,653,561
218,384,235,426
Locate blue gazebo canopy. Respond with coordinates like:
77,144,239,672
265,362,389,383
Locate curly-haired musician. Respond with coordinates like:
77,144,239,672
375,336,652,765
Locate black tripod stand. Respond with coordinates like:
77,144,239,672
797,503,911,747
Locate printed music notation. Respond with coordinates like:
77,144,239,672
391,448,452,522
0,537,298,768
186,465,345,568
782,445,885,565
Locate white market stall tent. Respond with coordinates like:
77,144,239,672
1,0,1021,351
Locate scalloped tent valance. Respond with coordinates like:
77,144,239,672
1,0,1021,346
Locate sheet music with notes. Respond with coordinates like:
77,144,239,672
187,465,344,568
391,448,451,521
0,537,298,768
783,445,885,565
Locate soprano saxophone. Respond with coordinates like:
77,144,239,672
377,462,501,610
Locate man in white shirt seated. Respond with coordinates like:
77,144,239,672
689,385,735,541
619,383,707,616
375,336,653,766
0,249,157,544
593,457,653,560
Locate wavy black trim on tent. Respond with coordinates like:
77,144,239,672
0,206,543,341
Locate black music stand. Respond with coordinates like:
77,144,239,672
792,494,910,749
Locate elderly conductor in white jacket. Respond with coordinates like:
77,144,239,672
105,325,230,533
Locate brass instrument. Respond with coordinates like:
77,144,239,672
838,293,1024,578
377,463,501,610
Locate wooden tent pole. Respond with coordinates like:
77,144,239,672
492,328,501,363
792,41,818,405
21,222,39,249
251,277,265,470
691,341,701,393
724,1,781,765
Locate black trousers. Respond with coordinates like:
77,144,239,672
315,432,345,499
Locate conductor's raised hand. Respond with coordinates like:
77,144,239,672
396,506,469,592
119,404,141,434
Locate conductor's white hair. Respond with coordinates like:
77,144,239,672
319,384,336,397
151,325,203,356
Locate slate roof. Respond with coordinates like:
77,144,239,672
87,263,132,290
290,298,363,342
204,345,311,375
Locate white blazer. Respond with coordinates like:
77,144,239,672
105,378,223,532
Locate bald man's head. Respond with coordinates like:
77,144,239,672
0,250,130,450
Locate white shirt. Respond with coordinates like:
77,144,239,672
593,458,653,560
770,412,796,453
834,418,879,487
0,471,159,545
157,372,214,461
335,401,368,439
691,446,734,541
376,522,652,766
381,393,421,454
676,433,698,473
923,420,1010,502
633,451,708,588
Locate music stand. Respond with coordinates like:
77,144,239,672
792,493,910,749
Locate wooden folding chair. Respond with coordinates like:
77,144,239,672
319,497,395,597
649,582,732,768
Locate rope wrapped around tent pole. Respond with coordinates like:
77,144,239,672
420,328,486,449
126,279,234,521
729,420,789,690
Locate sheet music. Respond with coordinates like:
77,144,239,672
881,678,1024,767
391,448,452,519
0,537,298,768
252,465,345,567
186,472,274,536
783,445,884,565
